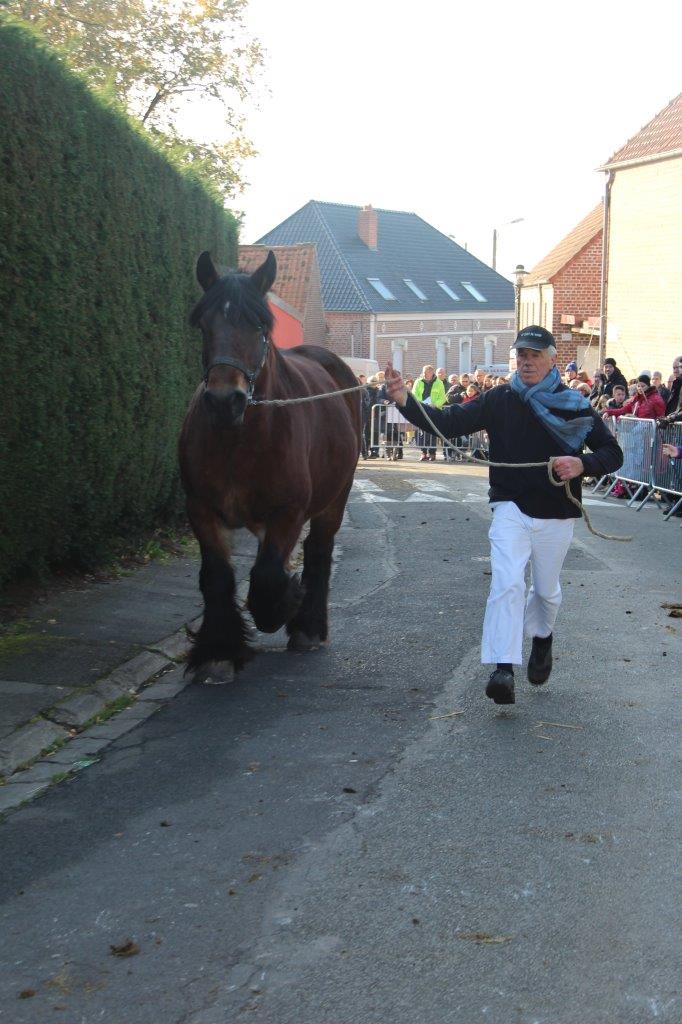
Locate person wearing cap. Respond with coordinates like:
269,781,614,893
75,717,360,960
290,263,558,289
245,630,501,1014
602,358,629,397
602,374,666,421
383,325,623,706
564,361,578,384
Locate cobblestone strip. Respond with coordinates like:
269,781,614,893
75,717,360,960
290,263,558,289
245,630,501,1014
0,627,194,818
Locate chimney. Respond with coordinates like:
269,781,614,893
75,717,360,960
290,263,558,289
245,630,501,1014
358,204,378,250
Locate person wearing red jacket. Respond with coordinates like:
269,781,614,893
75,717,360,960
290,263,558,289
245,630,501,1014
602,374,666,421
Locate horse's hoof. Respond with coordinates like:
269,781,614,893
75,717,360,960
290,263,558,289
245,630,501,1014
193,660,235,685
287,631,323,652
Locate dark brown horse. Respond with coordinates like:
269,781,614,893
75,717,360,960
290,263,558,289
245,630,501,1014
179,250,361,677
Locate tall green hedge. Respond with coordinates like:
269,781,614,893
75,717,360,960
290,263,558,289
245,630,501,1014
0,20,238,585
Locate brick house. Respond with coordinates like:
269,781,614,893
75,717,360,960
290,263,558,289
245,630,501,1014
600,91,682,380
238,243,326,347
255,201,515,377
518,204,603,373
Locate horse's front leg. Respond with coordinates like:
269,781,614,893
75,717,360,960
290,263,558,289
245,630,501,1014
186,501,253,678
247,513,305,634
287,486,351,651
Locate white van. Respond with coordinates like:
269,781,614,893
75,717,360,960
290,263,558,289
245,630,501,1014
341,356,380,380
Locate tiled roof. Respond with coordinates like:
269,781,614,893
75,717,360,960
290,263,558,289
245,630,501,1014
523,204,603,286
239,243,317,316
256,201,514,313
602,92,682,167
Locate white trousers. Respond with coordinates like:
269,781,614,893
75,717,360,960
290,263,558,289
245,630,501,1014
481,502,574,666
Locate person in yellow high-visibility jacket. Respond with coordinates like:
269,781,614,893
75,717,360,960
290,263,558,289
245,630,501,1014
412,365,446,461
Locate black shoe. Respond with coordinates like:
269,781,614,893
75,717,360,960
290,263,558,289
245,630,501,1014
485,669,515,704
527,635,553,685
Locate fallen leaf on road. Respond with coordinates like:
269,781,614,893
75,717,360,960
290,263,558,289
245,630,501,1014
247,873,262,883
18,990,36,999
342,787,357,794
661,602,682,611
667,610,682,619
110,940,140,958
458,932,512,945
159,820,171,827
429,710,465,720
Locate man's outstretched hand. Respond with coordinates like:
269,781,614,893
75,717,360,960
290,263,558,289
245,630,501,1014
384,362,408,407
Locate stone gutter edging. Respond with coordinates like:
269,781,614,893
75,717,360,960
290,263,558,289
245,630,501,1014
0,617,200,818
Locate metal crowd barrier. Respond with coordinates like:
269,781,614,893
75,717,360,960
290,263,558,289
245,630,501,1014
593,416,682,521
368,402,489,463
652,421,682,519
369,402,412,460
607,416,657,506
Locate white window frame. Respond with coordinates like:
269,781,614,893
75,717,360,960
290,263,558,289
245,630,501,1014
436,281,460,301
461,281,487,302
367,278,396,301
403,279,427,301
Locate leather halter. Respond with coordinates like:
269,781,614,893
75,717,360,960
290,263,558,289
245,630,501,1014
203,332,269,400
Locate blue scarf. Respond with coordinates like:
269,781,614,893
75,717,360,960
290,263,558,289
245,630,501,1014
510,366,593,453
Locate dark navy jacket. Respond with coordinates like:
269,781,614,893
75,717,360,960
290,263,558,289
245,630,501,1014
399,385,623,519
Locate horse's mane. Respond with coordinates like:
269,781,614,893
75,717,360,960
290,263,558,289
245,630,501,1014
190,272,274,335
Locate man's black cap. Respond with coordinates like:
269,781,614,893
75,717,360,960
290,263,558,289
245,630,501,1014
513,325,556,351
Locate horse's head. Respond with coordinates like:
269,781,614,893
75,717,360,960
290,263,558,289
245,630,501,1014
190,250,277,427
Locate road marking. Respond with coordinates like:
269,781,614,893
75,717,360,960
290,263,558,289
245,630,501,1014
411,479,452,492
581,498,619,509
353,479,381,491
359,492,400,503
404,492,454,503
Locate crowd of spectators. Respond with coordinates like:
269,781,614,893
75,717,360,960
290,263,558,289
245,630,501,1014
560,354,682,512
358,355,682,491
359,365,510,462
358,354,675,466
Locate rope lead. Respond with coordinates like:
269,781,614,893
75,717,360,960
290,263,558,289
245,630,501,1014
250,386,631,542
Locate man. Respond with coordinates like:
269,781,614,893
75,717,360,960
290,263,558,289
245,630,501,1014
652,371,670,405
474,368,486,389
448,372,469,401
564,361,578,384
365,374,385,458
358,374,372,459
413,364,446,461
602,357,628,397
661,355,682,423
384,325,623,705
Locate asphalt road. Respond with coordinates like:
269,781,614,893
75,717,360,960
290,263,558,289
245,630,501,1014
1,460,681,1024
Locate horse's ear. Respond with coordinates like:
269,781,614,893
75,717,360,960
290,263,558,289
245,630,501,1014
250,251,277,296
196,251,218,292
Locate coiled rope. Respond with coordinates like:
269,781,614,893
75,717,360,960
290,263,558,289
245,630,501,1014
251,384,631,542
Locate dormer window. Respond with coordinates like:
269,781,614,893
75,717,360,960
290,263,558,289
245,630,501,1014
436,281,460,301
403,279,427,301
461,281,487,302
367,278,396,300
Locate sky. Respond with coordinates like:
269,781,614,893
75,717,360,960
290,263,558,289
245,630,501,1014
196,0,681,280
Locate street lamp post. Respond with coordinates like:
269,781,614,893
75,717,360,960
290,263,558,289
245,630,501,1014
513,264,528,334
493,218,524,271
